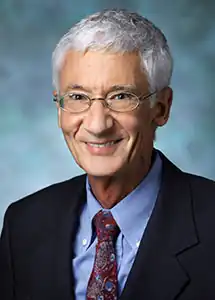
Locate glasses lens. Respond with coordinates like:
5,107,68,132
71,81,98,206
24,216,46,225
63,93,90,112
107,92,138,111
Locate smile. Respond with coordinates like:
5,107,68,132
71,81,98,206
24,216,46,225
85,139,122,154
86,141,118,148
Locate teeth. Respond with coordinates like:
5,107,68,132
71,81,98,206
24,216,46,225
88,141,116,148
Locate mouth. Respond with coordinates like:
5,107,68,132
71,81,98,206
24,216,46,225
86,139,122,148
84,139,123,154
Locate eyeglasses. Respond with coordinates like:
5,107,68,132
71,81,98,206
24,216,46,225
53,90,157,113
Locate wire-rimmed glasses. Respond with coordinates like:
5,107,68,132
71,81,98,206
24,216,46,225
53,90,157,113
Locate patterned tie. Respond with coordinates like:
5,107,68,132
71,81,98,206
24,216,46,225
86,210,120,300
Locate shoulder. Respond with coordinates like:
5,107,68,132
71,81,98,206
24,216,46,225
169,165,215,229
4,174,86,227
160,153,215,237
160,151,215,217
183,172,215,221
171,162,215,200
185,172,215,193
160,150,215,195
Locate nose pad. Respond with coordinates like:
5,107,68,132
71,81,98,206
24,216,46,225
91,97,108,108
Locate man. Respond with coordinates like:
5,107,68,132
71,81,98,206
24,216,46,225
1,8,215,300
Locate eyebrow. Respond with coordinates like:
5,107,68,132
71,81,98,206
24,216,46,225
65,84,91,92
109,85,138,92
65,84,138,93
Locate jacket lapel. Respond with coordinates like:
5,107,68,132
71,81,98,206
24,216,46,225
52,175,87,299
120,153,199,300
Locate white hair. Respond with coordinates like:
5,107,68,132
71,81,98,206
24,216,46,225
52,9,173,105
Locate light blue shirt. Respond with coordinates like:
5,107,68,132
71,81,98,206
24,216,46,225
72,151,162,299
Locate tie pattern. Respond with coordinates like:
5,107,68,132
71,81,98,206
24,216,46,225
86,210,119,300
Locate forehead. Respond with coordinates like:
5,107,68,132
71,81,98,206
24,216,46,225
59,50,149,92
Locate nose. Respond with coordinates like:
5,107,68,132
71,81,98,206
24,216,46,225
83,100,114,135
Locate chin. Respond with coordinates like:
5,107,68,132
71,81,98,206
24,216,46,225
76,156,126,177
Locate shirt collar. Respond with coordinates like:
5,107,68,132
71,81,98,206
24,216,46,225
86,150,162,250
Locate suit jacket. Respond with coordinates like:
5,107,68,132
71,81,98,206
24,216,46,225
1,152,215,300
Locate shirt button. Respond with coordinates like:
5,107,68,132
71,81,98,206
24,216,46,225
136,241,140,248
82,238,87,246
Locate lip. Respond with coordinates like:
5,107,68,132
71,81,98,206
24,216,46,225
84,139,122,155
85,139,122,144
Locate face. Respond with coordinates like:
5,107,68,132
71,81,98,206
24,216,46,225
57,50,172,177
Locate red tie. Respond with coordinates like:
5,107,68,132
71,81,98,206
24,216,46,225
86,210,120,300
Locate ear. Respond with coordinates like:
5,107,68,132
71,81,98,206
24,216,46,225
152,87,173,127
53,90,62,128
57,105,62,128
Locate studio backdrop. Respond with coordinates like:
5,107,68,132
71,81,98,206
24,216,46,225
0,0,215,228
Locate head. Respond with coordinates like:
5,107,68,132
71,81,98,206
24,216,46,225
52,9,173,178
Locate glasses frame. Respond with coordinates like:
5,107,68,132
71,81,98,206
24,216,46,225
53,90,157,113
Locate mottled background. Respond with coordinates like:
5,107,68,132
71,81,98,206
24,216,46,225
1,0,215,227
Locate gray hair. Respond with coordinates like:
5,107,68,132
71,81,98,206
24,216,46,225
52,9,173,104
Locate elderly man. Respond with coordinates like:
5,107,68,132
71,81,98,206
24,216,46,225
1,8,215,300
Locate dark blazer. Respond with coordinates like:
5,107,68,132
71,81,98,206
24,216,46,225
1,152,215,300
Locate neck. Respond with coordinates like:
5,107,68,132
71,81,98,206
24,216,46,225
88,150,155,209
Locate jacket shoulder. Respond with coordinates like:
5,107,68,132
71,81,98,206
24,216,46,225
185,172,215,194
183,172,215,232
4,174,86,227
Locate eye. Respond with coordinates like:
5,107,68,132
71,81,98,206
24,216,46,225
112,93,131,100
67,93,87,100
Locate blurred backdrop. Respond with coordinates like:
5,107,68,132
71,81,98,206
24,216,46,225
1,0,215,227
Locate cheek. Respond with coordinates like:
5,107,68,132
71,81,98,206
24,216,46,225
123,111,150,139
128,112,153,149
60,114,83,137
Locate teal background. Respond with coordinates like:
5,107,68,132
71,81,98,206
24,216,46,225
1,0,215,227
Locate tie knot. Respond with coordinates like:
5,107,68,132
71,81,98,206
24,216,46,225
93,210,119,242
